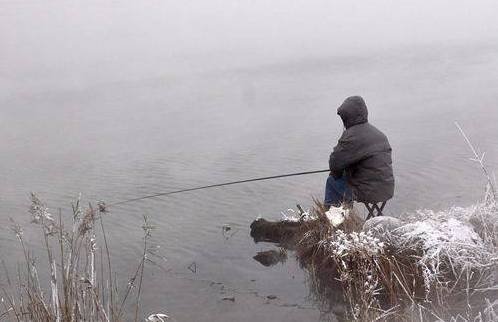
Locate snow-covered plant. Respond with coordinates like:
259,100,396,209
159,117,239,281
281,208,313,222
303,229,387,321
295,196,498,321
3,194,165,322
328,230,385,258
294,124,498,321
325,206,348,227
383,200,498,303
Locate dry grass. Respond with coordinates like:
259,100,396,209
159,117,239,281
287,124,498,321
292,198,498,321
0,193,162,322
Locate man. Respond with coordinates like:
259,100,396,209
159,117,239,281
325,96,394,209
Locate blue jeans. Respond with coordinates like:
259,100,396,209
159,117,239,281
324,175,352,208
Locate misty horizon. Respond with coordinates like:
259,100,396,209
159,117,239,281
2,0,498,97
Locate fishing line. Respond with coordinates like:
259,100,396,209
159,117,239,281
108,169,330,206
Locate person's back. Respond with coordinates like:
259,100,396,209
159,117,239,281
325,96,394,207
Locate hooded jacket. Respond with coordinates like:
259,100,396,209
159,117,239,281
329,96,394,203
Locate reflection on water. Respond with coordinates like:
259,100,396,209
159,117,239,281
1,2,498,318
2,46,498,319
251,201,498,321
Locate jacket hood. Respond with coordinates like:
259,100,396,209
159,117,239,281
337,96,368,129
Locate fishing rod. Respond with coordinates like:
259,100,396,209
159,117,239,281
108,169,330,206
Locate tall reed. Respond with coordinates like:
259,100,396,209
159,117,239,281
0,194,159,322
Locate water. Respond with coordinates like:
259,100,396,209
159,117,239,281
2,2,498,321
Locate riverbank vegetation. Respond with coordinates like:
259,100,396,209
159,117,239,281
249,186,498,321
0,194,165,322
249,124,498,321
289,194,498,321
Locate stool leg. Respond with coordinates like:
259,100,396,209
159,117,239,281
373,204,381,217
374,202,387,216
365,203,375,220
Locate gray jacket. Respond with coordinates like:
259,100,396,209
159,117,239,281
329,96,394,203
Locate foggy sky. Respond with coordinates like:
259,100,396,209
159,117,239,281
1,0,498,94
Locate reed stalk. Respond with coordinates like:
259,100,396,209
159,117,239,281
1,194,159,322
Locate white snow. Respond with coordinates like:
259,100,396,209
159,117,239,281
325,206,347,227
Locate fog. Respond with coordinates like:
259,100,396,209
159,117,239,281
2,0,498,96
2,2,498,320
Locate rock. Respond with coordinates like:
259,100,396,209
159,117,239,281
363,216,403,234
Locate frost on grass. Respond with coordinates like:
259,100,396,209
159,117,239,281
295,191,498,321
394,209,495,296
281,205,349,226
2,193,169,322
328,230,385,258
29,192,57,234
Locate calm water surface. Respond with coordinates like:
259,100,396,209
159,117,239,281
1,2,498,321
